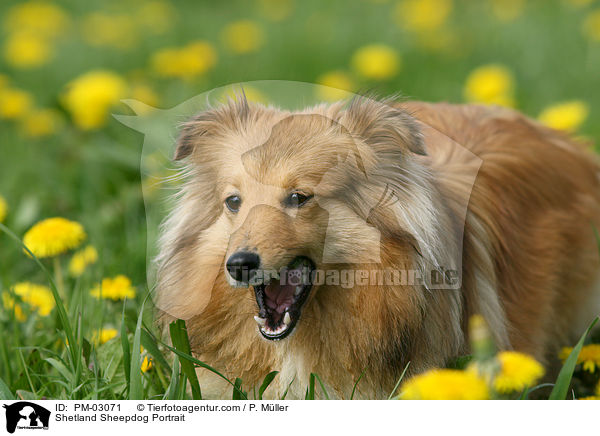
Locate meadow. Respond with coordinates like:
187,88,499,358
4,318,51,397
0,0,600,400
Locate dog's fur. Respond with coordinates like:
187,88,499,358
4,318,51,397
156,96,600,399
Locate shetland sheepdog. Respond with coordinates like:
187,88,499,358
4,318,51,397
156,96,600,398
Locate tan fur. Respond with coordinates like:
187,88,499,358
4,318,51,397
156,97,600,399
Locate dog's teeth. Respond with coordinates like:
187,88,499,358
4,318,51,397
283,312,291,325
254,316,266,326
295,286,302,296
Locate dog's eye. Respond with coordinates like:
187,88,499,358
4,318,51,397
285,192,313,208
225,195,242,212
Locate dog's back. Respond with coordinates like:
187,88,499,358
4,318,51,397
404,101,600,365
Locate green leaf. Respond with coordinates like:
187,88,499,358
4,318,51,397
157,327,247,399
120,303,131,388
169,320,202,400
258,371,279,399
177,374,188,400
350,369,366,400
45,357,75,386
313,373,330,400
141,328,171,371
388,362,411,400
164,357,180,400
96,335,125,385
81,338,92,367
305,373,315,400
549,317,598,400
16,390,37,401
0,378,16,400
519,383,554,400
446,355,473,370
232,378,244,400
128,299,145,400
280,376,295,400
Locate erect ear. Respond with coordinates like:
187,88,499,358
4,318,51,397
173,112,217,161
340,96,427,156
174,94,252,161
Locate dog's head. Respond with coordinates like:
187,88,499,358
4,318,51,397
156,96,449,342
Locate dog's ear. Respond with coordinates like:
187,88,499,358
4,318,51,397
341,96,426,156
174,112,217,160
174,94,251,161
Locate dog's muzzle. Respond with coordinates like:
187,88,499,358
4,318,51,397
226,253,316,340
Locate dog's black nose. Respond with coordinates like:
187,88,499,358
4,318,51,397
226,251,261,283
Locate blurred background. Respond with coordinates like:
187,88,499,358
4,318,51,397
1,0,600,281
1,0,600,398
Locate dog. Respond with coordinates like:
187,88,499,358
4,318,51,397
155,95,600,399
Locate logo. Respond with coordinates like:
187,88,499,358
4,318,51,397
2,402,50,434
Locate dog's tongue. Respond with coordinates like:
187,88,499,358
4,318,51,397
264,267,301,314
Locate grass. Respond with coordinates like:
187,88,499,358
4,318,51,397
1,0,600,400
1,220,598,400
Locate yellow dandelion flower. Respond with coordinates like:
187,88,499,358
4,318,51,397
559,346,571,362
12,282,55,316
221,20,265,54
141,355,153,372
492,351,545,393
583,10,600,42
4,1,69,40
560,344,600,373
151,41,217,80
0,195,7,223
2,292,26,322
129,84,159,110
3,32,53,69
90,275,136,301
400,369,490,400
316,71,356,101
579,344,600,373
68,245,98,277
395,0,452,33
140,346,153,372
2,293,14,309
538,100,589,132
62,70,127,130
463,64,515,107
21,108,61,137
351,44,400,80
94,328,118,344
23,217,86,258
82,13,139,50
490,0,525,22
137,1,176,35
0,87,33,120
258,0,294,22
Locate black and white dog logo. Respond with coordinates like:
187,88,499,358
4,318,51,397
2,402,50,433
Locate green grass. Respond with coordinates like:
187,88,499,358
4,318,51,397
1,0,600,400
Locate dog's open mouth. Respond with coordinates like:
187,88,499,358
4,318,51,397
252,256,315,340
